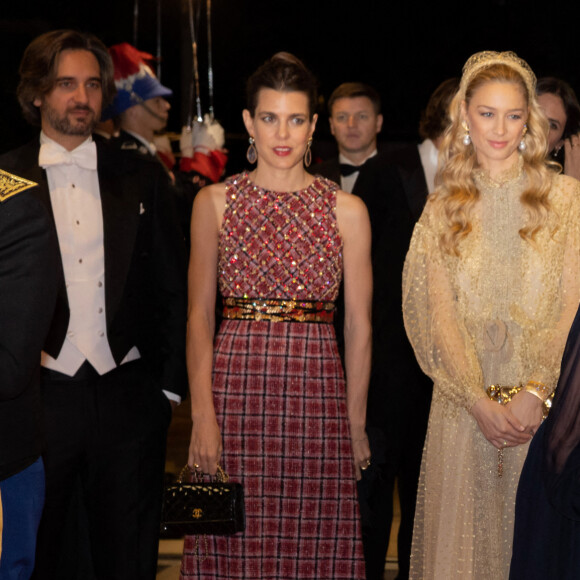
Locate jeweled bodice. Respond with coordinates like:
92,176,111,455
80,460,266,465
218,173,343,301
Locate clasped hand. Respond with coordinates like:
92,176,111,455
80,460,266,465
471,391,542,449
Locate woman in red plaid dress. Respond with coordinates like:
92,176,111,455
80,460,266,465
180,52,371,579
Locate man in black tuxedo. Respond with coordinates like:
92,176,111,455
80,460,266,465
0,30,187,580
384,77,460,221
0,171,60,579
311,82,431,580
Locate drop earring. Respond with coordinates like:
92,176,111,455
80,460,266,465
518,125,528,152
246,137,257,164
462,121,471,146
304,137,313,168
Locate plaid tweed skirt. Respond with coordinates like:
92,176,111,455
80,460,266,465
180,319,366,579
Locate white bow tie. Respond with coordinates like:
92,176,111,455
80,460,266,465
39,140,97,171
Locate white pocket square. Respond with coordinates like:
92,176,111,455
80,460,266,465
139,203,145,215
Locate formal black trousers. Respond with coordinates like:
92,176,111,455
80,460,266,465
357,419,428,580
31,360,172,580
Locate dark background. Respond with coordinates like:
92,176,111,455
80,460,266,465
2,0,579,170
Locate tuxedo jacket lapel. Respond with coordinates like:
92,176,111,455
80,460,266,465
310,158,341,186
96,142,141,328
2,139,142,356
326,159,341,185
385,145,429,221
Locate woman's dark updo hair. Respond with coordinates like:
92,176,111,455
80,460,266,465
246,52,318,119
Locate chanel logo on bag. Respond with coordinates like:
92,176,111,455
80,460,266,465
192,508,203,519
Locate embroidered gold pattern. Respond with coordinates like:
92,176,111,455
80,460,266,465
222,296,335,323
0,169,37,202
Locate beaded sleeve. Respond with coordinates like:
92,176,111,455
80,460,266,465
402,203,485,412
522,175,580,398
403,174,580,411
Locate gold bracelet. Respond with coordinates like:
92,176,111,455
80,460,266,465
525,380,550,401
524,385,545,401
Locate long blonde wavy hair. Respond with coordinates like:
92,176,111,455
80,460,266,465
434,62,556,255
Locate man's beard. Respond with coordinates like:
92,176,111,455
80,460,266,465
42,103,98,137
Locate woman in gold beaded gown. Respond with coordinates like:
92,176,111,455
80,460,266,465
402,51,580,579
180,53,371,579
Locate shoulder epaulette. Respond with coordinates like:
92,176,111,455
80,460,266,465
0,169,38,203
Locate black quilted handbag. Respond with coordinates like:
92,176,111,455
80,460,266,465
161,465,245,536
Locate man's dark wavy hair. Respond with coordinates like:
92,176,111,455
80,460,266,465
17,29,115,126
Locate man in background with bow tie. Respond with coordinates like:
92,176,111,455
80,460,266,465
313,82,384,193
311,83,431,580
0,29,187,580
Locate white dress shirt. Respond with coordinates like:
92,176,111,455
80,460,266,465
417,138,439,195
39,132,140,376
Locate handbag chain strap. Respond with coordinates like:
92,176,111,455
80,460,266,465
177,464,230,484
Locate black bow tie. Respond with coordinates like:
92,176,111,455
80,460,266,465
340,161,366,176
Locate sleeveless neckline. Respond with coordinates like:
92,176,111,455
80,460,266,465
233,171,326,196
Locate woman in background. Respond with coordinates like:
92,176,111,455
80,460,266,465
536,76,580,178
403,51,580,579
180,52,371,579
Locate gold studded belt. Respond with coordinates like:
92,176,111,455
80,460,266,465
222,297,335,323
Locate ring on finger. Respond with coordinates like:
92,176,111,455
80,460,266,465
503,440,508,447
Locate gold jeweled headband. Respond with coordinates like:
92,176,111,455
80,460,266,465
460,51,537,98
